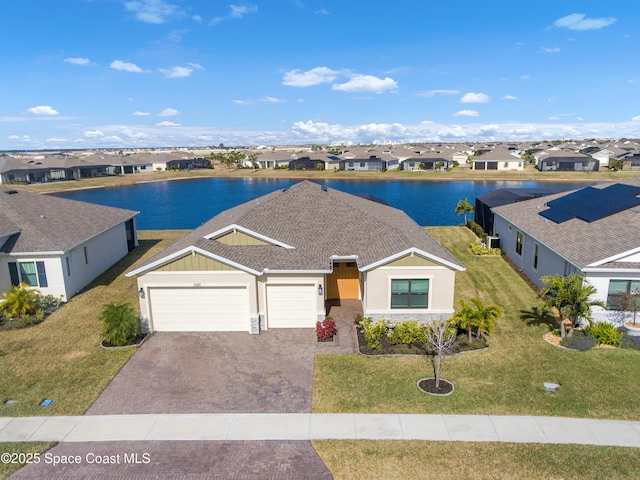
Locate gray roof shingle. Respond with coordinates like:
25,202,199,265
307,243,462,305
130,181,464,274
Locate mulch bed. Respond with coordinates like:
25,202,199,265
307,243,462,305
101,333,148,349
356,327,488,356
418,378,454,395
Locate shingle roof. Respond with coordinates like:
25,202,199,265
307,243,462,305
0,188,138,253
130,181,464,274
492,179,640,268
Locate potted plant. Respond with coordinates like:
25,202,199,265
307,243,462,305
617,288,640,337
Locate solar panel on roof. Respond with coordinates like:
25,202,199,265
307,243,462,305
539,184,640,224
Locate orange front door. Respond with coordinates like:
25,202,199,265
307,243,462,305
326,262,360,299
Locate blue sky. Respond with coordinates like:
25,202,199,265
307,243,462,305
2,0,639,149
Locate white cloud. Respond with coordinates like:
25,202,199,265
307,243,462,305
542,47,561,53
27,105,59,116
124,0,179,24
156,121,180,126
229,5,258,18
315,8,330,15
47,137,67,142
233,97,286,105
461,92,490,103
8,135,20,139
64,57,91,66
502,94,518,100
158,108,179,117
263,96,285,103
188,63,204,70
332,75,398,94
418,89,460,97
232,99,252,105
159,66,192,78
631,115,640,122
84,130,104,137
282,67,340,87
192,14,202,22
521,75,530,80
110,60,144,73
8,135,30,141
454,110,479,117
554,13,617,31
132,111,151,116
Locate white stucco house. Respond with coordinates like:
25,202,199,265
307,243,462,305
0,188,138,301
472,147,524,171
126,181,465,334
492,180,640,324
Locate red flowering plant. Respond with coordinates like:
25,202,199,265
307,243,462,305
316,316,337,340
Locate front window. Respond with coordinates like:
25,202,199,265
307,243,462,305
8,261,48,288
607,280,640,309
533,244,539,269
391,279,429,309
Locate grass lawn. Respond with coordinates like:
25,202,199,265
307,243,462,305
313,441,640,480
0,442,55,479
312,226,640,419
0,230,186,417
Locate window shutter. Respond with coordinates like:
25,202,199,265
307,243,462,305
8,262,19,286
36,261,48,288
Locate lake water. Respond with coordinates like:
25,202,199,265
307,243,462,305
51,177,589,229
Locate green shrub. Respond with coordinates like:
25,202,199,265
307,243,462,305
387,321,426,345
465,220,488,241
99,301,141,346
469,242,502,256
587,322,622,347
560,331,596,351
1,284,40,318
362,320,388,349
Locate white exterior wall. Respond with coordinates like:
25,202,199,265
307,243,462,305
497,160,524,171
364,266,456,322
0,255,67,299
585,271,640,324
257,273,325,324
136,270,258,332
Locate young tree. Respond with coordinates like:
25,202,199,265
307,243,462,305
540,274,606,338
455,198,474,224
451,297,503,342
424,320,457,390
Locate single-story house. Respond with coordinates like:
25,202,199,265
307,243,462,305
400,154,453,171
339,156,385,171
126,181,465,334
0,188,138,301
535,150,599,171
288,157,325,170
472,147,524,171
492,180,640,323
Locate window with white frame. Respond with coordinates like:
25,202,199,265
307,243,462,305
391,279,429,309
516,231,524,255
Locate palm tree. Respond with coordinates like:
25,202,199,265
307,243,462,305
540,274,606,338
455,198,474,224
2,283,39,319
451,297,503,342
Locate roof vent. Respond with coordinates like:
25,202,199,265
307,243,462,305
40,214,46,219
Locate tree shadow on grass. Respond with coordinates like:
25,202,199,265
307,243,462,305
519,304,557,330
82,239,161,289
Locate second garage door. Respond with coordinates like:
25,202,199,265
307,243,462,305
149,286,249,332
266,284,317,328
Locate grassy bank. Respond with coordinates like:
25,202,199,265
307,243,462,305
312,227,640,419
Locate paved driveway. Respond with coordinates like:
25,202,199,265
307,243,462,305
88,329,319,415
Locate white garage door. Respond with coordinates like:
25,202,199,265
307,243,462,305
266,284,317,328
149,287,249,332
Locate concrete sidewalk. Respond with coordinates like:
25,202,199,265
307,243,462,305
1,414,640,447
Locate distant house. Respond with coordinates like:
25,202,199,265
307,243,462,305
492,180,640,324
0,188,138,301
400,152,452,171
126,181,465,333
472,147,524,171
339,156,385,171
288,157,325,170
536,150,599,171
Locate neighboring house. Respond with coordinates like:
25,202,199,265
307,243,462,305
0,188,138,301
472,147,524,171
126,181,465,334
339,156,385,171
289,157,325,170
535,150,599,171
492,180,640,323
474,187,575,235
400,152,452,171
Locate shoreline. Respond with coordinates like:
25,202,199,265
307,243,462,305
10,167,640,194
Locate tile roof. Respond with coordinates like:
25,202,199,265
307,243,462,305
492,179,640,268
130,181,464,274
0,188,138,253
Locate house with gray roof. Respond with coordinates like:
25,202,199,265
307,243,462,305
492,180,640,323
126,181,465,334
535,149,599,171
471,147,524,171
0,188,138,301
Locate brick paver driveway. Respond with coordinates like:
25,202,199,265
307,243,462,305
88,329,319,415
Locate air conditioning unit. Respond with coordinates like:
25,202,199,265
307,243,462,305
487,235,500,249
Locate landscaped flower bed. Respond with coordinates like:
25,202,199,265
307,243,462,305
0,285,64,331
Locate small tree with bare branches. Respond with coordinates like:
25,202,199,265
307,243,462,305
424,319,457,391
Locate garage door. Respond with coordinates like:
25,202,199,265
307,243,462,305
149,287,249,332
266,284,317,328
